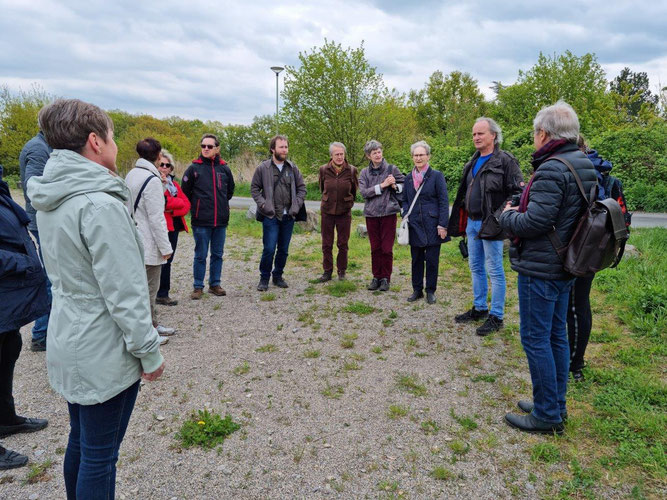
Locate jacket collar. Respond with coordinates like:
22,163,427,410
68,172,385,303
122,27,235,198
327,159,350,172
192,154,226,165
135,158,160,177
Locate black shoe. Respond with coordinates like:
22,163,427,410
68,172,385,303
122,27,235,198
338,272,346,281
367,278,380,291
426,292,436,304
0,417,48,438
317,272,332,283
505,413,564,435
378,278,390,291
30,341,46,352
257,279,269,292
572,370,585,383
454,307,489,323
517,400,568,422
0,446,28,470
476,315,503,336
407,290,424,302
273,277,289,288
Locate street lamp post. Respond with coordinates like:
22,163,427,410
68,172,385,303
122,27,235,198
270,66,284,135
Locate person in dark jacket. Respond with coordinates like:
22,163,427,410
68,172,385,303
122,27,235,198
0,165,50,470
18,131,52,351
316,142,358,282
251,135,307,291
449,118,524,335
499,101,597,435
181,133,235,300
400,141,449,304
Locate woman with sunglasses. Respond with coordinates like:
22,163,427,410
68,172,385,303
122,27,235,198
156,150,190,306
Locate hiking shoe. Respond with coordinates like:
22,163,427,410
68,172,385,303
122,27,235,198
0,446,28,470
407,290,424,302
30,341,46,352
156,296,178,306
257,279,269,291
504,413,564,435
338,272,346,281
426,292,436,304
0,417,48,438
208,285,226,296
455,307,489,323
378,278,390,291
156,325,176,336
190,288,203,300
367,278,380,290
159,336,169,346
273,277,289,288
317,272,332,283
517,400,568,422
572,370,585,383
476,315,503,336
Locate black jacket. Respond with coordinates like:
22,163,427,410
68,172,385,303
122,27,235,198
448,146,523,240
499,142,597,280
0,169,49,333
182,155,235,227
400,168,450,247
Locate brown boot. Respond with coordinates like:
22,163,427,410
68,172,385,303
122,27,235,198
191,288,203,300
208,285,226,296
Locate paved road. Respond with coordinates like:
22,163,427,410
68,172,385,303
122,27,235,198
231,197,667,228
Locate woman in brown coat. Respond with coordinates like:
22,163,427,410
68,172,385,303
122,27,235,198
316,142,359,282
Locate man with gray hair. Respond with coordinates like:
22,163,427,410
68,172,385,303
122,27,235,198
499,101,596,434
316,142,358,282
449,117,523,336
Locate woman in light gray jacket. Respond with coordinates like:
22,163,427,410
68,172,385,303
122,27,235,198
27,99,165,499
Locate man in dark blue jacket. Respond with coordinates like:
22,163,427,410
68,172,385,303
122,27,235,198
0,165,50,469
181,134,235,300
499,102,597,435
19,131,52,351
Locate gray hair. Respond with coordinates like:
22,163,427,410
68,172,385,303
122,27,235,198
475,117,503,145
161,149,175,170
533,101,580,142
329,142,346,156
38,99,113,152
410,140,431,156
363,139,383,156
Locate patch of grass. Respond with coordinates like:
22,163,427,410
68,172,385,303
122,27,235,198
343,301,378,315
321,382,345,399
448,440,470,456
471,374,497,383
450,409,478,431
371,346,382,354
304,349,321,359
530,442,561,464
343,360,361,371
255,344,278,353
233,361,250,375
340,333,358,349
327,280,357,297
260,292,276,302
558,459,601,499
387,404,409,419
431,466,455,481
420,419,440,434
396,373,428,397
377,479,399,492
24,459,54,484
175,409,240,449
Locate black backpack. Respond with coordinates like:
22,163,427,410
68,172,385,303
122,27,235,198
547,157,630,278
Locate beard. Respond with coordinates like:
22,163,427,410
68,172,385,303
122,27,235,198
273,152,287,162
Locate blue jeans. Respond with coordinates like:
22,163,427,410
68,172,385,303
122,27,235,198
30,230,51,344
64,380,139,500
517,274,573,424
192,226,226,289
260,216,294,280
466,219,506,319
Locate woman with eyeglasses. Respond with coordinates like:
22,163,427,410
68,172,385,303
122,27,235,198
156,150,190,306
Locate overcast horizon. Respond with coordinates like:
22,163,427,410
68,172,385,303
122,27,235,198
2,0,665,125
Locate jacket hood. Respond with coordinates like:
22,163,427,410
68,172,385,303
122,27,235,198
586,149,612,174
27,149,130,212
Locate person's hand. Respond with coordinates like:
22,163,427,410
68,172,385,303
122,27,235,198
142,361,165,381
162,253,173,261
381,175,395,189
159,170,167,182
438,227,447,239
503,202,519,213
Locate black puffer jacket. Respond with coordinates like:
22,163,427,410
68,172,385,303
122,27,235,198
182,155,235,227
499,142,597,280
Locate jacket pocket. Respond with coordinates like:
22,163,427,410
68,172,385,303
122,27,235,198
484,170,504,192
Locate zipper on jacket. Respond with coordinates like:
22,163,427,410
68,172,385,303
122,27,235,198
196,199,200,218
211,160,218,226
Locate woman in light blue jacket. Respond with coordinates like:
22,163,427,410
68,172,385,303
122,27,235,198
27,99,165,499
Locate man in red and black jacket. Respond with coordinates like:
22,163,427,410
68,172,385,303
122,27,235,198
181,134,235,300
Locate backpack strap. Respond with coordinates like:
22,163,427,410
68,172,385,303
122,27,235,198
133,175,158,214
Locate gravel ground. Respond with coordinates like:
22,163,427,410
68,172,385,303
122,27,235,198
1,215,627,499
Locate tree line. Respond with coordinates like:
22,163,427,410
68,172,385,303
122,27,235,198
1,42,665,210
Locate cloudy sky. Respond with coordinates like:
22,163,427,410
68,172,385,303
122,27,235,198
2,0,665,124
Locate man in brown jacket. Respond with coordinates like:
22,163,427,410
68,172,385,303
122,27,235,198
317,142,359,282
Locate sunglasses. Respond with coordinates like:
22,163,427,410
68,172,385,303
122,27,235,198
159,162,172,167
201,144,216,149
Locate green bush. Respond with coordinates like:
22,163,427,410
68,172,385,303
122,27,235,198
623,182,667,211
175,409,240,449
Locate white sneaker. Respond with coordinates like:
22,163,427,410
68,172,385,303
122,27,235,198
159,335,169,346
156,325,176,336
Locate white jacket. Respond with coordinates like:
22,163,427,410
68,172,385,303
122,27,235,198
125,159,172,266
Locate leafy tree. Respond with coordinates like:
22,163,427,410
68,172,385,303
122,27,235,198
281,40,416,173
409,70,486,146
609,67,659,123
0,85,52,175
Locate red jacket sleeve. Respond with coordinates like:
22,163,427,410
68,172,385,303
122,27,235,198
164,182,191,216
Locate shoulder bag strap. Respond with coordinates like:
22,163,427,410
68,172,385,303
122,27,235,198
134,175,158,214
404,182,424,219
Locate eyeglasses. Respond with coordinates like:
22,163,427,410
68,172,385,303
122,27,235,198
201,144,216,149
159,162,172,167
412,154,428,158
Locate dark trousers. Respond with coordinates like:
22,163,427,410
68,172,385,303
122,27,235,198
259,216,295,280
64,380,140,500
567,275,594,372
0,330,21,425
366,214,396,280
157,231,180,298
321,213,351,274
410,245,441,293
